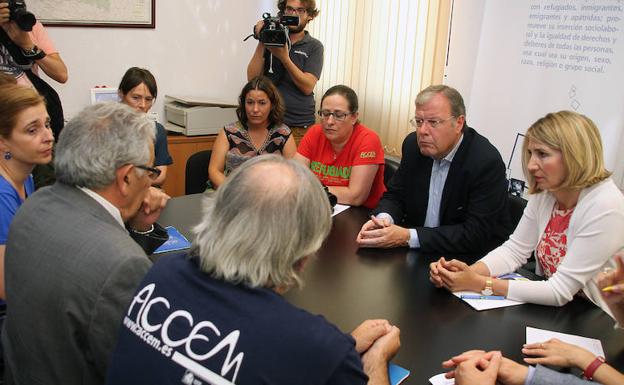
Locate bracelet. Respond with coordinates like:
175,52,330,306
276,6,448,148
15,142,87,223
129,224,154,235
22,45,46,61
583,356,605,380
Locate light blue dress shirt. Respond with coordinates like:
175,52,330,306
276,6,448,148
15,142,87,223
377,135,464,248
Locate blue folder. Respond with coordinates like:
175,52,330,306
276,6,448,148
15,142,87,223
153,226,191,254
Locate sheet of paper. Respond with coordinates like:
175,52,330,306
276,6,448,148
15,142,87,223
454,272,529,310
388,363,410,385
332,204,350,217
454,291,525,311
526,327,605,357
429,372,454,385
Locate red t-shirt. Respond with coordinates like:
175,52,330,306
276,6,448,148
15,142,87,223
298,123,385,208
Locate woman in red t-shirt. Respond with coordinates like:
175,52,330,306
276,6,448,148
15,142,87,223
294,85,385,208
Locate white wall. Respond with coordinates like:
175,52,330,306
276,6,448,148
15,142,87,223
39,0,275,120
443,0,485,103
446,0,624,187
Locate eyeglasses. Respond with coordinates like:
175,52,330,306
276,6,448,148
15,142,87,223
318,110,353,122
135,165,162,180
285,6,307,15
410,116,456,129
130,95,154,104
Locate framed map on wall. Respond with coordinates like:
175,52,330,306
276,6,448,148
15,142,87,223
28,0,155,28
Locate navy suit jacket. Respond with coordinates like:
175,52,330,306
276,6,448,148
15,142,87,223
374,125,513,255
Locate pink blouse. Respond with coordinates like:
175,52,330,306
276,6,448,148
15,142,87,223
536,205,574,278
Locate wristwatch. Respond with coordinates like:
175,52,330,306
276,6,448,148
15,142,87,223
22,45,46,61
481,278,494,296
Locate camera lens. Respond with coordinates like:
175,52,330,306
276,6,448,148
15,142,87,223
14,10,36,31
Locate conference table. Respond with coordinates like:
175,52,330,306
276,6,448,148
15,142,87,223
157,193,624,384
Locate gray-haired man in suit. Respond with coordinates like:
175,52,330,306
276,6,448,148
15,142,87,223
2,103,169,385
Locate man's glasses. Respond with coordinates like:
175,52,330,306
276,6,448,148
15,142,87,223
285,6,307,15
318,110,353,122
410,116,455,129
135,165,161,180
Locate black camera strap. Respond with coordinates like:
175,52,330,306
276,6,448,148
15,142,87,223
0,27,65,139
0,27,32,66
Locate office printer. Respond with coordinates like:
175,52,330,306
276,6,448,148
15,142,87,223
164,95,237,136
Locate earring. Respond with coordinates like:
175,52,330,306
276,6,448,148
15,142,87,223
3,152,11,160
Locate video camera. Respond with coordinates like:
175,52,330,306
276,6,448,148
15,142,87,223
8,0,36,32
257,12,299,47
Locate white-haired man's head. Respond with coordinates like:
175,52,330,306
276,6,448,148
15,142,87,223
192,154,332,290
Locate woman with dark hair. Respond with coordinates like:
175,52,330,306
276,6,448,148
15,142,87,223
118,67,172,186
208,76,296,189
0,84,53,299
294,84,385,208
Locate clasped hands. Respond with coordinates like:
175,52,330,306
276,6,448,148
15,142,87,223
443,338,601,385
429,257,483,292
356,215,410,248
350,319,401,366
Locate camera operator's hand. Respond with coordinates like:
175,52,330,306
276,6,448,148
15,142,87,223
267,44,289,62
0,2,31,47
0,2,10,25
253,20,264,39
2,20,34,49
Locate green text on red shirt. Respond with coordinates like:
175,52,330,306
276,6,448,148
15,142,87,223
309,161,352,180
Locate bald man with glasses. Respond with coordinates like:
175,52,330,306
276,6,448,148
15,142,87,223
357,85,513,256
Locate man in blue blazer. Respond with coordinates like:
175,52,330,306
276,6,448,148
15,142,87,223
357,85,513,256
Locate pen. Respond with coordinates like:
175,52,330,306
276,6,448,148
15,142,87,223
461,294,506,300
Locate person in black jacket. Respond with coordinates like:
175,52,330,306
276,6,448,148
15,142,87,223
357,84,512,256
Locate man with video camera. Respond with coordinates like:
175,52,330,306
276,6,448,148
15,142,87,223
247,0,323,138
0,1,68,139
